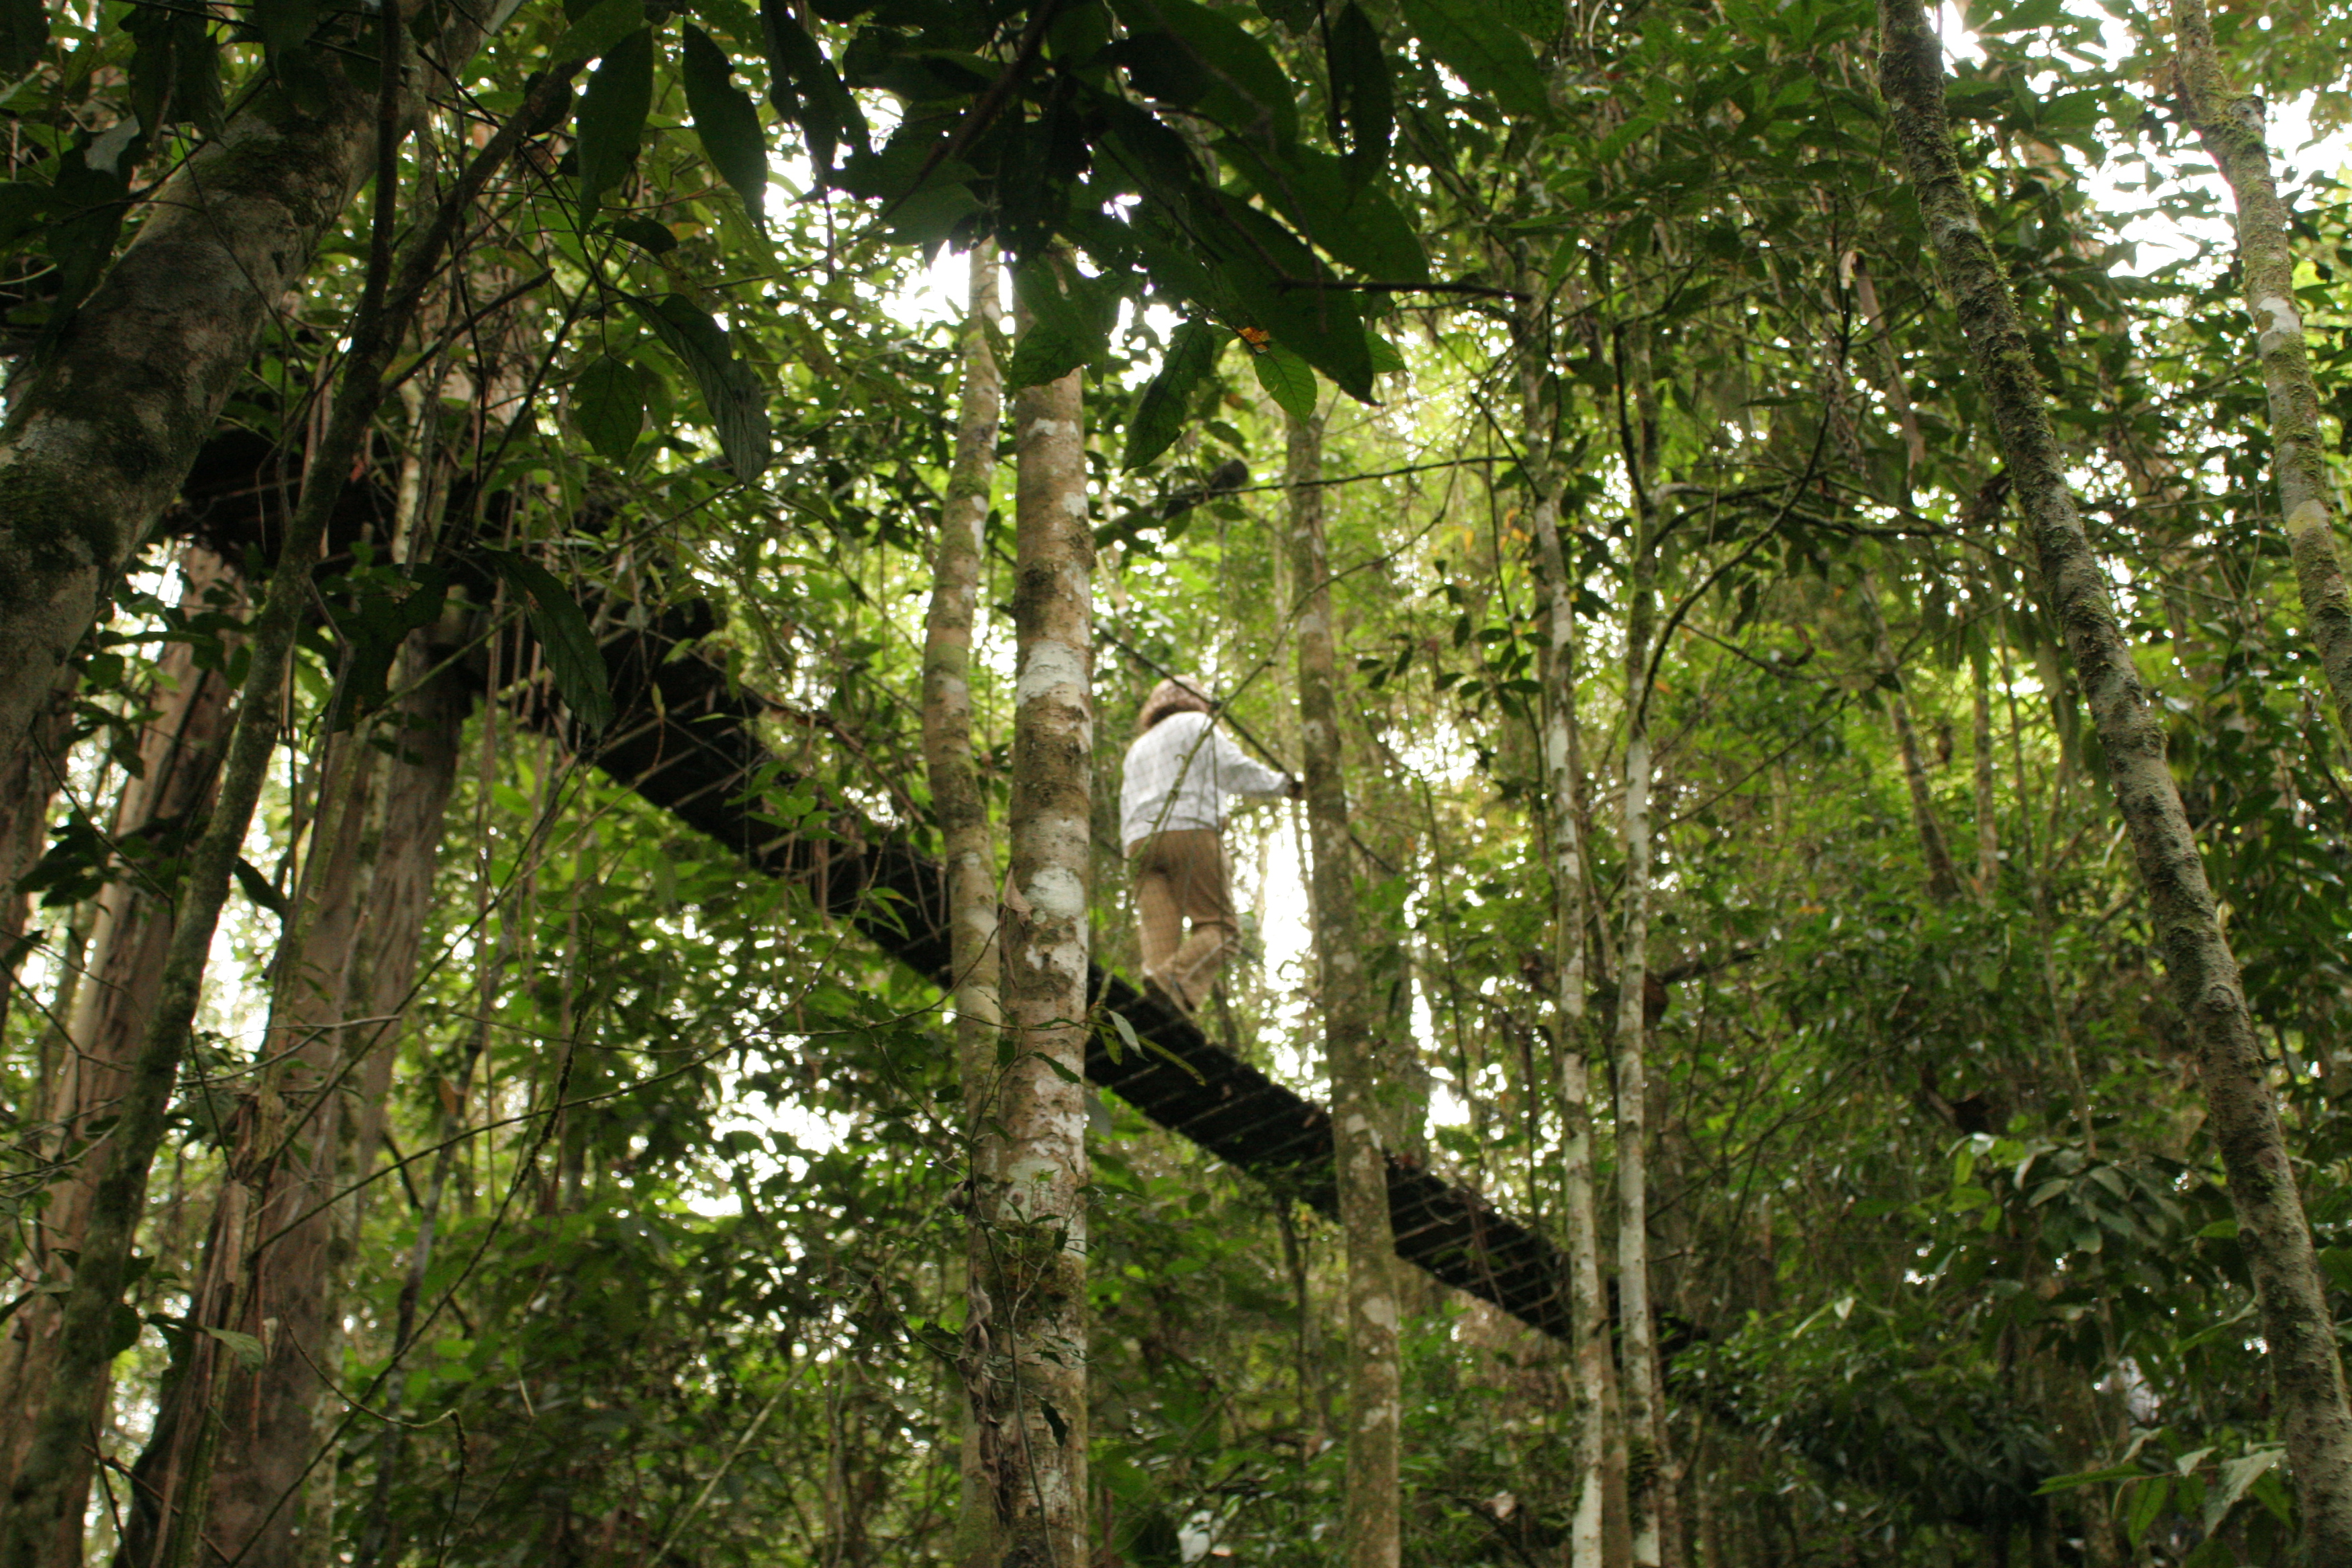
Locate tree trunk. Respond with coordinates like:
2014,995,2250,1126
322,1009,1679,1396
0,546,238,1566
1858,571,1962,902
1973,651,1999,897
1521,325,1610,1568
1876,3,2352,1553
0,6,495,774
2171,0,2352,739
980,275,1092,1568
124,735,381,1568
926,246,1008,1568
0,36,576,1559
1616,434,1671,1568
1285,405,1402,1568
0,669,75,1038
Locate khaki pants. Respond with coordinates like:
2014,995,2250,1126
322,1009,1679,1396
1130,828,1236,1010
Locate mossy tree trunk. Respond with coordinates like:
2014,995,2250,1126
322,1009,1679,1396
1877,2,2352,1554
926,246,1009,1568
1285,405,1402,1568
2171,0,2352,740
978,271,1093,1568
0,7,492,777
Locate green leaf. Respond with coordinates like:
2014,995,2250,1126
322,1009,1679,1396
573,354,648,464
1325,3,1391,175
0,0,47,77
202,1325,268,1370
1222,141,1428,283
1109,0,1297,147
1122,321,1223,471
550,0,646,66
232,857,289,918
1498,0,1561,38
326,564,450,729
680,23,768,228
1251,343,1316,421
626,293,772,481
760,0,865,176
1004,320,1092,393
1397,0,1550,117
479,550,616,733
46,151,130,313
251,0,317,60
1106,1007,1141,1064
126,0,223,135
575,25,654,217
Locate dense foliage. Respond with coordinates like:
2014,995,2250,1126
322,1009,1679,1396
1,0,2351,1564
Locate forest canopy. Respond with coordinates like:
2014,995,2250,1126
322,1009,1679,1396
1,0,2351,1565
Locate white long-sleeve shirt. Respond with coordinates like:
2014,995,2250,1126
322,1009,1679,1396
1118,711,1290,849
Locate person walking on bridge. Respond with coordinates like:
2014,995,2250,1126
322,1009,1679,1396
1120,677,1300,1014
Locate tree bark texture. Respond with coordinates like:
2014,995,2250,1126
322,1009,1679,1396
2171,0,2352,740
1973,652,1999,897
926,246,1008,1568
0,7,492,775
0,547,237,1563
1858,572,1962,903
982,283,1092,1568
1877,3,2352,1554
1616,499,1669,1568
1285,407,1402,1568
0,669,75,1036
1522,344,1610,1568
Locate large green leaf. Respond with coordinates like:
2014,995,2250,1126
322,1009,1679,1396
681,23,769,228
550,0,647,65
573,354,648,464
480,551,616,734
1397,0,1550,117
1108,0,1297,148
1004,258,1120,390
1003,321,1092,393
1203,195,1376,399
1122,321,1223,471
1325,3,1392,175
627,293,772,481
576,25,654,217
0,0,47,77
1222,141,1428,284
760,0,865,177
125,0,222,135
1251,342,1317,422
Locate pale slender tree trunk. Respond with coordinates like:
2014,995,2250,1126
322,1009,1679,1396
2171,0,2352,738
1877,3,2352,1553
1616,493,1669,1566
0,7,496,774
926,246,1008,1568
1973,652,1999,897
1285,406,1402,1568
1857,572,1962,902
0,547,237,1567
981,275,1092,1568
1520,329,1610,1568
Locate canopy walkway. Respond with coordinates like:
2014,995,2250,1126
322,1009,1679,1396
589,613,1577,1343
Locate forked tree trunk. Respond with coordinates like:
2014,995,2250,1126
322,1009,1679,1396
1285,406,1401,1568
122,643,465,1568
1877,2,2352,1553
1520,326,1610,1568
0,547,237,1567
979,275,1092,1568
0,8,494,775
1857,571,1962,902
0,40,571,1563
119,734,381,1568
2171,0,2352,739
926,246,1008,1568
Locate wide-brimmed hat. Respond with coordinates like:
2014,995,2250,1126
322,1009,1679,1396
1136,677,1214,734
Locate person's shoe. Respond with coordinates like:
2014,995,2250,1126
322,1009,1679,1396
1140,971,1191,1016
